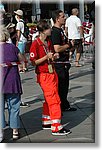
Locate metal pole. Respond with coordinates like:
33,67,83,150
35,0,41,21
58,0,64,12
79,0,84,22
32,3,36,16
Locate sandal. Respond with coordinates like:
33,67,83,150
19,70,25,73
76,64,82,67
13,132,20,140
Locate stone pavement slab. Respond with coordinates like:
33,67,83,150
3,63,95,143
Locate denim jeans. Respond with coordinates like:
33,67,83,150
1,94,21,129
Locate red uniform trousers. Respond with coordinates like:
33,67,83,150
37,72,63,132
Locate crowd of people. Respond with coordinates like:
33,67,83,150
0,5,95,142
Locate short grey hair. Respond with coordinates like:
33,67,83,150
0,25,10,42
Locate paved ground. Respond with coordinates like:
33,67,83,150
3,56,95,143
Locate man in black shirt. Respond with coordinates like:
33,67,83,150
51,10,77,111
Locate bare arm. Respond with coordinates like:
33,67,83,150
54,44,70,53
32,52,53,66
16,30,21,46
78,26,84,38
34,55,48,66
18,52,26,62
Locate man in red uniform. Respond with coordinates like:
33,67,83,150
30,20,71,135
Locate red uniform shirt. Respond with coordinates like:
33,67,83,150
30,37,54,73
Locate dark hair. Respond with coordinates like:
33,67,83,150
51,10,63,23
37,20,50,32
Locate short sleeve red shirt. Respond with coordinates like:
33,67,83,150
30,37,54,73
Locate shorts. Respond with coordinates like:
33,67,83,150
17,41,26,54
69,39,83,53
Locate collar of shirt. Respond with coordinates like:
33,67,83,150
36,37,51,54
36,37,51,47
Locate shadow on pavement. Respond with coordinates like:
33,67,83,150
3,91,95,143
70,69,95,80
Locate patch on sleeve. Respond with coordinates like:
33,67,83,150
30,52,35,58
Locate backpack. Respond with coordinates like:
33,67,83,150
19,20,29,39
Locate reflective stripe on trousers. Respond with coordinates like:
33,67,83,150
42,115,52,125
42,115,63,132
51,119,63,132
51,124,63,132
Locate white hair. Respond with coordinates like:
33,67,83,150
0,25,10,42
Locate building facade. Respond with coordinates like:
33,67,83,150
2,0,95,23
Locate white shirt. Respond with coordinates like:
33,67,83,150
50,18,54,27
65,15,82,39
16,19,27,42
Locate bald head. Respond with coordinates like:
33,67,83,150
72,8,79,15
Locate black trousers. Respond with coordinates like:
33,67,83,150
55,66,70,110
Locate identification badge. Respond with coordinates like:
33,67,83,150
48,64,53,73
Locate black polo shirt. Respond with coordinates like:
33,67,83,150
51,26,69,69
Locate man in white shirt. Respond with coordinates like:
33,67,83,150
65,8,83,67
14,9,27,72
14,9,29,108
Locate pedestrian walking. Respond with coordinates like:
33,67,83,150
0,25,25,142
30,20,71,135
51,10,77,111
14,9,30,108
65,8,84,67
14,9,28,73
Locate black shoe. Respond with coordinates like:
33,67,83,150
42,124,51,130
62,107,77,111
20,102,30,108
52,128,72,136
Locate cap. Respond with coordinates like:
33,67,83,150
6,23,15,29
14,9,23,16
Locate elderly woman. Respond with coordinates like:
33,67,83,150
0,25,25,142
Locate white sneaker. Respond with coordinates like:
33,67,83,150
52,128,72,136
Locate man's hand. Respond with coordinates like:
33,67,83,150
47,52,54,59
54,53,59,59
70,39,75,47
